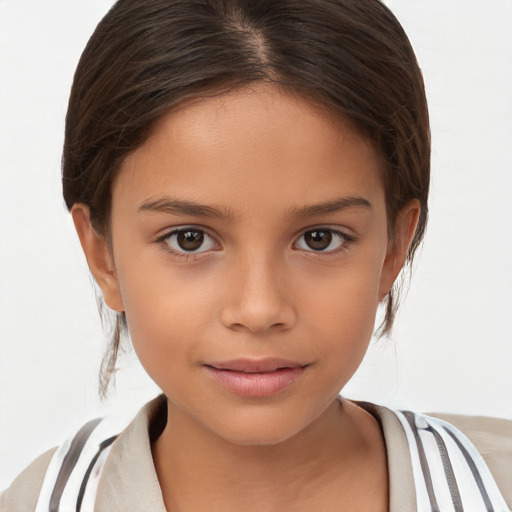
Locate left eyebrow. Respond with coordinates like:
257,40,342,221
292,196,372,217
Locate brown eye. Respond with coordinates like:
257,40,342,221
164,228,217,254
304,230,332,250
177,230,204,251
295,229,347,252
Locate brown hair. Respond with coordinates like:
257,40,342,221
62,0,430,396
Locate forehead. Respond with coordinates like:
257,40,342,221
114,83,385,218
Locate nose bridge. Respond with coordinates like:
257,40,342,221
242,251,279,302
221,246,295,334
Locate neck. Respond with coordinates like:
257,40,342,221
152,397,386,512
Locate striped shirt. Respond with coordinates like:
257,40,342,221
2,396,511,511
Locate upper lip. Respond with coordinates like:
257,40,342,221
205,358,308,373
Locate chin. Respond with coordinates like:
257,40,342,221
204,406,319,447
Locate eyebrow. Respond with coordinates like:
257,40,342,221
292,196,372,217
138,195,371,219
138,197,232,219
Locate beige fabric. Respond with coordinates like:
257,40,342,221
0,448,57,512
2,396,511,511
359,402,417,511
431,412,512,510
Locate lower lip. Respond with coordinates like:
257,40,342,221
205,366,307,397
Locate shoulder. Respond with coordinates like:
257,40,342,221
1,417,123,512
1,447,57,512
430,412,512,453
1,396,167,512
359,401,512,511
430,412,512,508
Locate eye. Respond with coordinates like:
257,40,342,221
163,227,218,254
295,228,349,253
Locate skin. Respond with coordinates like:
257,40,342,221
73,83,419,511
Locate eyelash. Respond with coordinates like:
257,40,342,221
155,226,219,261
155,226,355,260
294,228,355,256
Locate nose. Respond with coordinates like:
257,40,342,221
220,253,297,334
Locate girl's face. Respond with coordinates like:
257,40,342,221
76,83,417,445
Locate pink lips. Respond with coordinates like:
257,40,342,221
204,358,308,398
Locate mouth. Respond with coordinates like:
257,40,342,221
204,358,309,397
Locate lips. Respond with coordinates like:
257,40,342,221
207,358,306,373
204,358,308,397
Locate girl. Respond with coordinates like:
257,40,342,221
2,0,511,510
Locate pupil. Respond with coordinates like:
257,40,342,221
177,230,204,251
305,230,332,251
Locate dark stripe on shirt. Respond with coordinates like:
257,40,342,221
76,435,118,512
443,426,495,511
403,411,441,512
426,421,464,511
49,418,102,512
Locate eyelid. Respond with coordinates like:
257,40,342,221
292,226,355,253
156,225,221,257
155,224,218,241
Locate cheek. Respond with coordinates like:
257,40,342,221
299,252,382,327
298,258,382,375
114,260,216,380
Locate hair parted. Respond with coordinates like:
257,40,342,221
62,0,430,396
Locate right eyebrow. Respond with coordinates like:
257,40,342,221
138,196,232,219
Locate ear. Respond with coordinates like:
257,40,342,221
71,204,125,312
378,199,421,301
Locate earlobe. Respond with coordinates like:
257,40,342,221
71,204,125,312
378,200,421,302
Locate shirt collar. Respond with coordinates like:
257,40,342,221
96,395,416,511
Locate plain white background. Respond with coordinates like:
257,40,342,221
1,0,511,489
